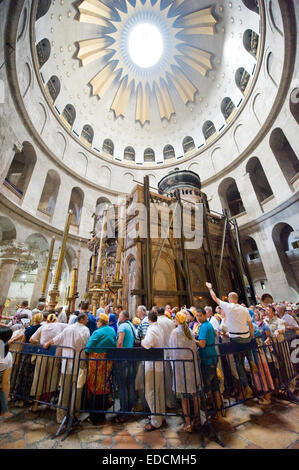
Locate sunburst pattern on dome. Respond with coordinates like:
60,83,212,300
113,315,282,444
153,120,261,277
77,0,217,125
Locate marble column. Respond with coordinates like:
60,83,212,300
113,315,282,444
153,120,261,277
0,241,28,305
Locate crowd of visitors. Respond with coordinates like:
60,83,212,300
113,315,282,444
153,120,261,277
0,287,298,433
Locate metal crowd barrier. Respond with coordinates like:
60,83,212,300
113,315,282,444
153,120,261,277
9,342,76,437
7,335,299,446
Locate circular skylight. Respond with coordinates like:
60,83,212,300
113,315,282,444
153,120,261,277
128,23,163,68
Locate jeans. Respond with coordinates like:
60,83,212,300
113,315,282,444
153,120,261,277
116,362,136,417
230,337,253,388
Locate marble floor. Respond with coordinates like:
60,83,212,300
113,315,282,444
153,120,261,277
0,397,299,450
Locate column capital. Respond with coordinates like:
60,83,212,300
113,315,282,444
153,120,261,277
0,241,28,262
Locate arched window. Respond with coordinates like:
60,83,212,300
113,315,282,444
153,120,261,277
68,187,84,227
241,0,259,14
221,97,236,120
269,128,299,183
235,67,250,94
62,104,76,127
102,139,114,156
183,136,195,153
243,29,259,58
243,237,260,262
144,148,155,163
4,142,37,198
81,125,94,146
36,39,50,69
36,0,51,20
246,157,273,203
38,170,60,217
218,178,246,217
290,88,299,125
202,121,216,141
272,223,299,292
46,75,60,103
0,216,16,242
124,146,135,162
163,145,175,160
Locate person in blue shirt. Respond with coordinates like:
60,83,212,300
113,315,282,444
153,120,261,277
114,310,136,422
195,308,229,427
75,301,97,335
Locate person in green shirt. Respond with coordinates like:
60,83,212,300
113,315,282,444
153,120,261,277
85,313,116,424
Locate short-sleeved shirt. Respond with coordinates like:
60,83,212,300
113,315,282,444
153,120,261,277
75,312,97,335
85,325,116,353
136,316,149,342
0,352,12,372
198,321,217,366
219,301,252,338
24,324,41,343
118,321,135,348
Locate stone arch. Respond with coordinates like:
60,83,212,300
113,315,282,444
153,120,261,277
188,162,200,173
289,88,299,125
102,138,114,156
0,217,16,241
5,141,37,198
144,148,155,163
183,136,195,154
163,145,175,160
268,0,283,36
243,29,259,58
269,128,299,184
221,97,235,121
76,152,88,177
153,251,178,306
62,104,76,127
235,67,251,94
123,172,134,186
246,157,273,203
218,177,246,217
124,146,135,162
272,223,299,293
81,125,94,146
22,62,32,99
266,52,278,88
251,92,266,126
36,38,51,69
37,169,61,217
241,236,268,291
242,0,259,14
57,131,67,159
36,0,51,20
46,75,60,103
17,5,28,41
210,147,222,173
38,102,47,135
68,187,84,227
99,165,111,187
202,121,216,141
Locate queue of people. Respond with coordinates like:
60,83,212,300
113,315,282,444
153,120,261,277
0,289,298,433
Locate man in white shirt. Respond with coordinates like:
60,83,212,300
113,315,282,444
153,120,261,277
14,300,32,322
276,305,299,331
141,310,166,431
204,306,219,332
44,312,90,424
157,307,176,409
206,282,256,399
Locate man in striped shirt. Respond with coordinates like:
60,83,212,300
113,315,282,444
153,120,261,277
136,305,149,343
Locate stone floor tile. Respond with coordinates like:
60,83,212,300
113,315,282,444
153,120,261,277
112,431,143,449
26,430,50,445
78,429,105,442
217,431,249,449
237,422,298,449
134,430,167,449
0,439,26,449
55,435,82,449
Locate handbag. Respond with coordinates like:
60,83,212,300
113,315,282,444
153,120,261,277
126,321,141,347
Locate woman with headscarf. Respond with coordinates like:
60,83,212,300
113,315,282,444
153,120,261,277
29,313,67,411
9,313,44,404
108,313,118,335
84,312,117,424
169,311,202,432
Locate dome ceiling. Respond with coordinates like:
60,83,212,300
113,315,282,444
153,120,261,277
77,0,217,124
33,0,262,166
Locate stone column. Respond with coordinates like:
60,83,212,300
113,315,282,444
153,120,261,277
30,252,48,308
0,241,28,305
